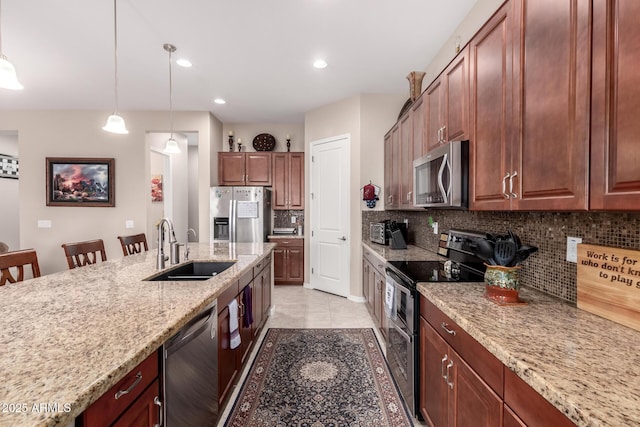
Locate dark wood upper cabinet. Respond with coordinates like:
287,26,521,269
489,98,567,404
470,0,515,211
425,79,444,153
511,0,590,210
590,0,640,210
425,46,469,155
399,112,414,209
272,152,304,210
471,0,589,211
218,152,272,186
412,95,426,160
384,125,400,209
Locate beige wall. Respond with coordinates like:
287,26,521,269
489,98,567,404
360,94,407,211
422,0,506,89
0,131,19,251
305,94,403,299
0,110,219,274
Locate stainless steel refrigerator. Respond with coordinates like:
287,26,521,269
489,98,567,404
210,187,272,243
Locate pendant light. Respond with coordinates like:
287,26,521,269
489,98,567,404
0,0,23,90
163,43,181,154
102,0,128,134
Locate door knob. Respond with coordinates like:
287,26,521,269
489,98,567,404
338,236,347,241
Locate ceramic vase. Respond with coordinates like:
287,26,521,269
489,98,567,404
406,71,426,101
484,264,527,305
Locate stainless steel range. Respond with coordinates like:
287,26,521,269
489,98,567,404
384,229,486,419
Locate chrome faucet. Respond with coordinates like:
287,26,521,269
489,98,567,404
157,218,177,269
185,228,197,260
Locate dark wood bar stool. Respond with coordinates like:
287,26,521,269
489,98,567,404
61,239,107,269
117,233,149,256
0,249,41,286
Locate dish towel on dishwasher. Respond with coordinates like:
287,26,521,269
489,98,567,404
385,276,396,320
242,285,253,328
228,299,241,349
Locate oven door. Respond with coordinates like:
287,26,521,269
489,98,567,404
387,315,415,416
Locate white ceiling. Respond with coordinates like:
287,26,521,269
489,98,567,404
0,0,477,123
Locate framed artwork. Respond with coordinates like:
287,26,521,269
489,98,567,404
0,154,19,179
151,174,163,202
46,157,115,207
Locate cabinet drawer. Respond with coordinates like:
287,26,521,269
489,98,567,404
253,253,272,277
81,351,159,427
218,280,240,313
420,296,503,397
239,268,253,289
270,238,303,248
363,248,386,275
504,368,575,427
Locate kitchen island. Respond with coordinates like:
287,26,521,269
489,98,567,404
0,242,275,427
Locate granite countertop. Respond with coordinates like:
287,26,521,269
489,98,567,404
362,241,640,426
0,242,275,427
417,283,640,427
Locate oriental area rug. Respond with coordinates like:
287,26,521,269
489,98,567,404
224,328,413,427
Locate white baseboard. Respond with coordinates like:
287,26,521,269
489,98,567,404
303,282,314,289
347,295,366,303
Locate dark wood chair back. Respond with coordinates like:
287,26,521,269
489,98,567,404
117,233,149,256
0,249,41,286
61,239,107,269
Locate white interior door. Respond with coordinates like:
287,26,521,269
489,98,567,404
310,135,350,297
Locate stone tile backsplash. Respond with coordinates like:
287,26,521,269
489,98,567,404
274,210,304,229
362,210,640,303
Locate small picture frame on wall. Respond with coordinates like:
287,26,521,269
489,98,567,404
0,153,19,179
46,157,115,207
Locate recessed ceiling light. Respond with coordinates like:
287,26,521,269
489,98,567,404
313,59,328,69
214,98,226,105
176,58,192,67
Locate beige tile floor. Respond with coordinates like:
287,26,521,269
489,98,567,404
217,285,423,426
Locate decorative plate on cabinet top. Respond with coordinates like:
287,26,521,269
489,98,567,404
252,133,276,151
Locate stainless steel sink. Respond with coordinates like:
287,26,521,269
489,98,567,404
145,261,236,281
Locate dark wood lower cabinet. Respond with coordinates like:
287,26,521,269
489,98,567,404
362,249,387,339
419,317,502,427
419,294,576,427
270,238,303,285
80,351,160,427
217,255,272,407
112,379,160,427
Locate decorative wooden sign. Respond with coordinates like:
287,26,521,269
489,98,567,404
577,244,640,332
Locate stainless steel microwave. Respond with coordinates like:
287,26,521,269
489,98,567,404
413,140,469,208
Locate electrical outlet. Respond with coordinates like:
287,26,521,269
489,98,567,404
37,220,52,228
291,216,297,224
432,222,439,234
125,220,135,229
566,236,582,263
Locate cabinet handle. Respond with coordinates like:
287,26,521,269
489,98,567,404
446,360,454,389
238,301,244,317
407,191,412,202
153,396,163,427
440,322,457,336
437,127,442,143
442,126,446,142
441,354,448,380
502,173,511,199
509,170,518,199
114,372,142,400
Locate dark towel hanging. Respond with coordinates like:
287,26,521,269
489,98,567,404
242,285,254,327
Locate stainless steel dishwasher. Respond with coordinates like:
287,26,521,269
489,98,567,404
163,300,218,426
